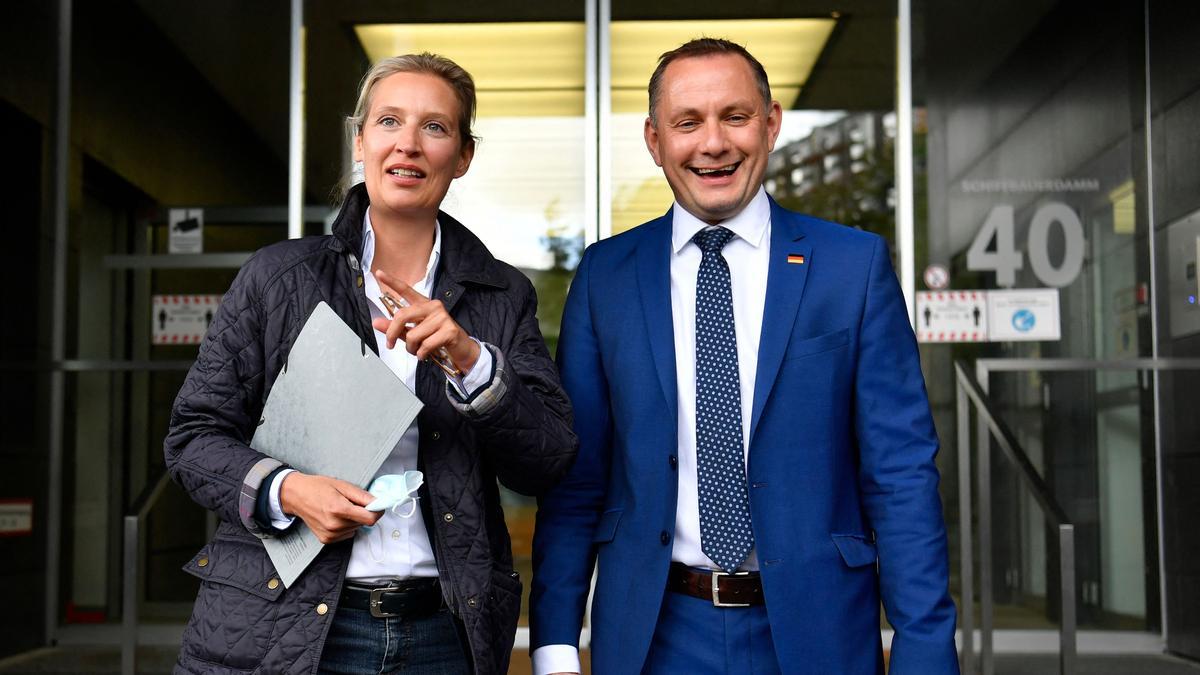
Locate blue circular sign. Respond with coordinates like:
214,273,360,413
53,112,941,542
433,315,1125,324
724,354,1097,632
1011,309,1036,332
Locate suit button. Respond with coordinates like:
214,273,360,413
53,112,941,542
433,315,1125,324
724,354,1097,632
443,512,454,522
316,603,329,616
197,557,208,568
467,597,478,608
267,578,280,590
431,431,441,441
668,455,677,469
660,531,670,545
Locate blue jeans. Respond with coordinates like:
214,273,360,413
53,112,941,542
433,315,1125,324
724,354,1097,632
317,602,471,674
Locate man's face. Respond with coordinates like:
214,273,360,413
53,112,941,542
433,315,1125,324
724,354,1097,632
644,53,782,224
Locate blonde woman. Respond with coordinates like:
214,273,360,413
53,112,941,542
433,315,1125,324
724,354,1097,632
165,53,577,675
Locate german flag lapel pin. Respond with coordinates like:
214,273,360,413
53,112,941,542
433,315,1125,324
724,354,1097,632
787,253,806,265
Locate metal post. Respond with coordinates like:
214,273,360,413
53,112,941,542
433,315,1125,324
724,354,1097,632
121,516,138,675
45,0,73,647
583,0,599,247
597,0,612,241
977,410,993,675
956,383,975,673
895,0,917,326
1059,524,1077,674
1142,0,1169,645
287,0,305,239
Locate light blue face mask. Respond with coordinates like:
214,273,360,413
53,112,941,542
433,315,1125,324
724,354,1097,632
363,471,424,520
359,471,425,564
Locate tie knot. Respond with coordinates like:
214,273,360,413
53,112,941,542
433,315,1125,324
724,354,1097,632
693,226,736,255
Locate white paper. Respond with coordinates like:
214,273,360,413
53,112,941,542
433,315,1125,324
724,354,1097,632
251,302,422,586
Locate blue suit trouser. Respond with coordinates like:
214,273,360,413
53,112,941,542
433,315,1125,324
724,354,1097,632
642,589,782,674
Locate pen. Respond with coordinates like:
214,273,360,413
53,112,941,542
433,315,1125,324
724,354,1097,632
378,291,464,379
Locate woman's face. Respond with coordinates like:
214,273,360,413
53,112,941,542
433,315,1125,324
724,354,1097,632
355,71,473,222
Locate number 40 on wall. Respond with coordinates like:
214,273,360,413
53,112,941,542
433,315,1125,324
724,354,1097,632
966,202,1085,287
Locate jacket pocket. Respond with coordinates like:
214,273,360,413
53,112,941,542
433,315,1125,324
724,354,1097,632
179,535,288,672
592,508,623,543
182,534,285,602
783,328,850,362
831,533,878,568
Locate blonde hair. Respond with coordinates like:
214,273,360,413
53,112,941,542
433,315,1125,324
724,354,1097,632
339,53,479,200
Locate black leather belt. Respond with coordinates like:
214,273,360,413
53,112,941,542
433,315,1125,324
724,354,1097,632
340,578,444,619
667,562,764,607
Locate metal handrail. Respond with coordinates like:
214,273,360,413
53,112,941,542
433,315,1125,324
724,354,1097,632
121,470,171,675
955,361,1076,675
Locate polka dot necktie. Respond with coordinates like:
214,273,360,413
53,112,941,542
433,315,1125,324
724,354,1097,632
693,226,754,572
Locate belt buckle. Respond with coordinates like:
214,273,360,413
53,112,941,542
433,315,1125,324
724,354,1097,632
710,570,751,608
369,586,401,618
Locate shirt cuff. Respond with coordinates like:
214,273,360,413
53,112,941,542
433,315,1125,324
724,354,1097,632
267,468,297,530
444,342,509,418
238,457,285,539
530,645,581,675
448,337,493,398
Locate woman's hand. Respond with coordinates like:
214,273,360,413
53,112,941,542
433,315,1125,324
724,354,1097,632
278,472,382,544
371,269,481,372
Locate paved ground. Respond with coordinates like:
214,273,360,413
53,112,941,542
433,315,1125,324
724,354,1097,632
990,653,1200,674
1,646,1196,674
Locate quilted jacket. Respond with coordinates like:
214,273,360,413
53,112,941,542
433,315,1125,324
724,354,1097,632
164,183,578,674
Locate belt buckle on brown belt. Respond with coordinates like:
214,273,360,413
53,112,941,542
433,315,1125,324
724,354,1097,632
369,586,402,618
711,570,752,607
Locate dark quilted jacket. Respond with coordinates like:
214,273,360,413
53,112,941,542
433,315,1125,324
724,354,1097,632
164,184,578,674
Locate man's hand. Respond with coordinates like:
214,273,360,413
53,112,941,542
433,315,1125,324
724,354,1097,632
278,472,382,544
371,269,481,372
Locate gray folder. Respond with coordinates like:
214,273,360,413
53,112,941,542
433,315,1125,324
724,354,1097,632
251,302,422,587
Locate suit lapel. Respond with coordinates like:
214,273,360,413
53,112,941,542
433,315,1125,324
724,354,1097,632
635,212,679,423
750,201,811,441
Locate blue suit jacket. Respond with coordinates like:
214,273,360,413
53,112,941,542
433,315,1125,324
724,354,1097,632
531,200,958,674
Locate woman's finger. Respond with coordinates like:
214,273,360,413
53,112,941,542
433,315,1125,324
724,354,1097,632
375,271,430,306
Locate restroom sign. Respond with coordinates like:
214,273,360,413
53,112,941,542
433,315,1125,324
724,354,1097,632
152,295,221,345
917,291,988,342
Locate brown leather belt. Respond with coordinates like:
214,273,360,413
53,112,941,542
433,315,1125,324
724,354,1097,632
667,562,764,607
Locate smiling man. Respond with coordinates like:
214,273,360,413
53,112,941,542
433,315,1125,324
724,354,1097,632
529,38,958,674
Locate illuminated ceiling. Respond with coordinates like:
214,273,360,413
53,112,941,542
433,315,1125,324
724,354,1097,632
610,19,836,114
355,22,587,117
355,18,835,118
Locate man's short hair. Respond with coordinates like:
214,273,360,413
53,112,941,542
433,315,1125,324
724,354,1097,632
647,37,772,124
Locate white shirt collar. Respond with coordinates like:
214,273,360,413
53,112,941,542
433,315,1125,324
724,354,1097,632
670,186,771,254
361,209,442,288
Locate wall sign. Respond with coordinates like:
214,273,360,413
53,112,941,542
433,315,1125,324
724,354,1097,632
917,291,988,342
923,263,950,290
152,295,221,345
168,208,204,254
0,500,33,537
985,289,1062,342
917,289,1061,343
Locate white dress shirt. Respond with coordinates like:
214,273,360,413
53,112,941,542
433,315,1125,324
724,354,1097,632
267,210,493,583
532,188,772,675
